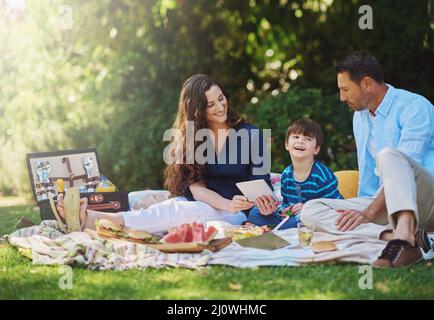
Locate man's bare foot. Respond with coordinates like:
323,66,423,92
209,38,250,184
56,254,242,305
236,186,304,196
394,232,416,247
379,230,394,242
380,229,416,247
393,211,417,247
56,193,88,227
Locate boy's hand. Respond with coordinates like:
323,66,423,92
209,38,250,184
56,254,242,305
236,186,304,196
279,206,293,217
280,203,303,217
291,203,303,214
255,195,279,216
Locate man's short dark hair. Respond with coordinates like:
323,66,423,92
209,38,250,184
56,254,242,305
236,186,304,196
336,50,384,83
285,118,324,147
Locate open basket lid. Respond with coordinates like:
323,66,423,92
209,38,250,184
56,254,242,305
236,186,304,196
26,147,101,203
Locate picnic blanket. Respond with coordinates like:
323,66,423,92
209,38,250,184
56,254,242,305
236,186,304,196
209,228,387,267
5,219,411,270
6,220,210,270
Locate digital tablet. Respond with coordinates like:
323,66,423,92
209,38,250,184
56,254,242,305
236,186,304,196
235,179,279,202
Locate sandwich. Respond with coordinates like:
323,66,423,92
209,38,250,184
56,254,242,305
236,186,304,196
124,228,160,244
95,219,124,239
312,240,338,253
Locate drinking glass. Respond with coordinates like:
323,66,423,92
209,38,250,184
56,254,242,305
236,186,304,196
297,222,314,248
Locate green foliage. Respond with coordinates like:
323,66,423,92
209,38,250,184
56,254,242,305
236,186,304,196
0,0,432,197
97,87,178,190
244,88,357,173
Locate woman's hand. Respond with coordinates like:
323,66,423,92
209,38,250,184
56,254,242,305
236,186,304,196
255,195,279,216
228,195,255,213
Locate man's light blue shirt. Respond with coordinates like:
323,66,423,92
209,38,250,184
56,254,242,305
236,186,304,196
353,84,434,197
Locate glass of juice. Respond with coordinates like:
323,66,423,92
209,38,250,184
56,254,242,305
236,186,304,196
297,222,314,248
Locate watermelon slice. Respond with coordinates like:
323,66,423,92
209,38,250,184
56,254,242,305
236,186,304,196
205,226,218,242
161,231,184,243
192,222,205,242
162,223,191,243
182,223,193,242
161,223,218,244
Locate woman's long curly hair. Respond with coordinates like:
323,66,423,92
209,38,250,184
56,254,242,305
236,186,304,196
164,74,243,197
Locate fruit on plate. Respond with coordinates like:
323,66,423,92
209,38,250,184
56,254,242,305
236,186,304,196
95,220,218,245
161,222,218,244
192,222,205,242
223,225,270,241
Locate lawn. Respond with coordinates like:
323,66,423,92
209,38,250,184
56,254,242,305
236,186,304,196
0,203,433,300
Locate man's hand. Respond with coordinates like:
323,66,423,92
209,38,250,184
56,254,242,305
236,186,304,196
228,195,255,213
335,209,374,231
255,195,280,216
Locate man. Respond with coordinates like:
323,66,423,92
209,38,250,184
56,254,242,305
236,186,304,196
300,50,434,268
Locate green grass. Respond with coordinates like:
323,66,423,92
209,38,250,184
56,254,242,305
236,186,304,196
0,204,433,300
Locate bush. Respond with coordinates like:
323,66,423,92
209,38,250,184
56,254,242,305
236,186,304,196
244,88,357,173
97,88,179,192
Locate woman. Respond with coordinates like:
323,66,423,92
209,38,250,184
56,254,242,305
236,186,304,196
56,74,278,233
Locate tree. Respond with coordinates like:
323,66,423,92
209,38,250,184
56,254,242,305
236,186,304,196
1,0,432,197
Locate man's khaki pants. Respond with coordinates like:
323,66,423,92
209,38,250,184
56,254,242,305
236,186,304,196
300,147,434,238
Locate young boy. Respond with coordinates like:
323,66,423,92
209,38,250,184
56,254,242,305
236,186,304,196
247,118,343,229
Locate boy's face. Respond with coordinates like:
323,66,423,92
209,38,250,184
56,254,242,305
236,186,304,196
285,133,320,160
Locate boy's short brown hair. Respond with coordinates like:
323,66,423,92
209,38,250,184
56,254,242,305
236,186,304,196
285,118,324,147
